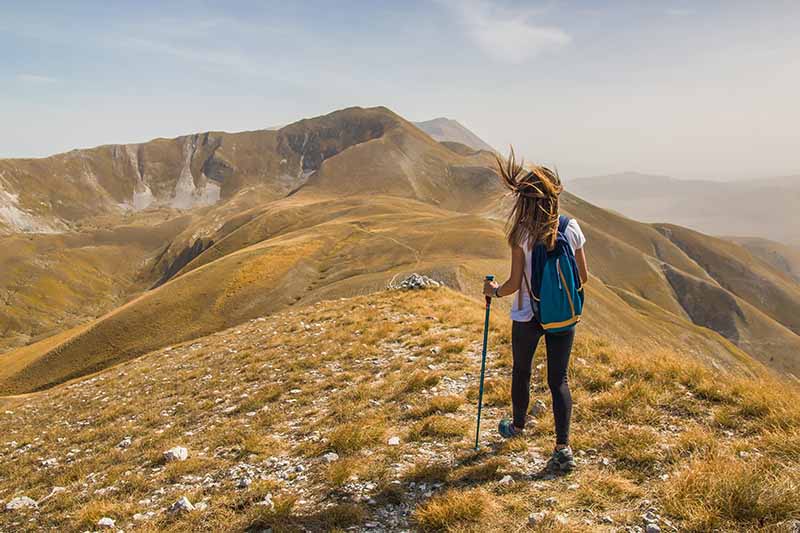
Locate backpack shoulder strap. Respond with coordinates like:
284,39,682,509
558,215,570,234
521,268,539,303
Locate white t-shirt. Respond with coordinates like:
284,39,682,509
510,218,586,322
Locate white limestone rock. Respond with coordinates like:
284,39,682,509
163,446,188,462
97,516,116,529
5,496,38,510
169,496,195,514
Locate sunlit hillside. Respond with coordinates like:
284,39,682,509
1,288,798,532
2,107,800,397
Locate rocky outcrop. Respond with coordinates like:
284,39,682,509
277,106,393,177
389,273,442,290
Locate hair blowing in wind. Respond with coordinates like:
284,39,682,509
496,147,563,250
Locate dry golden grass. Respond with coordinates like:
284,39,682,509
327,421,386,455
569,468,643,510
450,457,507,483
413,488,495,531
400,371,443,395
1,288,799,532
403,461,451,483
408,415,469,442
407,395,465,419
662,455,800,532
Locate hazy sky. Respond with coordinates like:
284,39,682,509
2,1,798,180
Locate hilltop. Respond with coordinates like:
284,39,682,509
413,118,495,153
1,288,798,532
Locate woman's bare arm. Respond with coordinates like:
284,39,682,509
575,247,589,284
484,246,525,297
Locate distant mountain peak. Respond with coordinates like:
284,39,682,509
413,117,495,153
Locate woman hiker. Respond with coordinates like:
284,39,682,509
483,149,589,473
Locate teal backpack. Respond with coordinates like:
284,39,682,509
522,215,584,332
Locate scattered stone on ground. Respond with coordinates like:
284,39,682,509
528,511,547,526
4,496,37,511
163,446,188,462
255,494,275,510
97,516,116,529
169,496,195,514
529,399,547,416
37,487,65,504
642,508,663,533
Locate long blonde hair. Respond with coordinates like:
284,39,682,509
496,147,563,250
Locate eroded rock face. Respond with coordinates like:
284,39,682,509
0,106,399,233
277,108,393,177
663,265,744,342
0,182,61,234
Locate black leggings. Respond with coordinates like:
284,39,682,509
511,319,575,445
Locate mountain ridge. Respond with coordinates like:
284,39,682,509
1,105,799,396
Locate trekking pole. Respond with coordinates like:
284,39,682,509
474,275,494,450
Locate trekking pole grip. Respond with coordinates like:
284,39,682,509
484,274,494,306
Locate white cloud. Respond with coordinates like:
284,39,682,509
17,73,57,83
439,0,570,63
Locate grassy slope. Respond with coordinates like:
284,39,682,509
2,105,799,392
559,194,800,375
0,289,797,532
728,237,800,284
0,195,508,394
656,224,800,335
0,189,764,395
0,215,191,353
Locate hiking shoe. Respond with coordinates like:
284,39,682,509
498,419,523,439
547,447,576,472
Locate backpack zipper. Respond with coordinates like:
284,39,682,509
556,258,563,290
